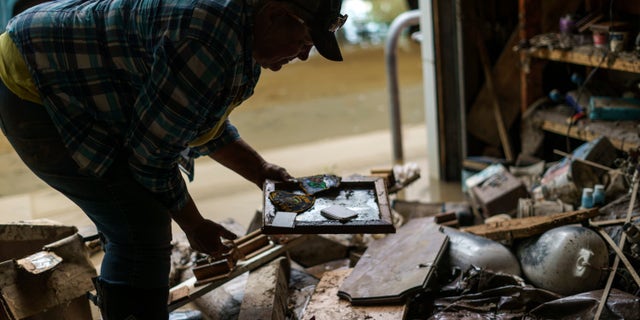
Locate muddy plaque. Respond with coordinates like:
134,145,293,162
262,177,395,234
337,217,448,304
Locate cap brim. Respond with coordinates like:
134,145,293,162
310,28,343,61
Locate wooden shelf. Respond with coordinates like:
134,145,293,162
529,46,640,73
534,105,640,152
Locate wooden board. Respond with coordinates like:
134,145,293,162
0,234,96,319
461,208,600,241
302,268,406,320
535,105,640,152
530,47,640,74
337,217,448,305
262,177,395,234
466,30,521,147
0,220,78,262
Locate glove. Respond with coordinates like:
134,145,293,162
185,220,238,258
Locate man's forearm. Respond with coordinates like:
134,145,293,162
170,194,205,232
208,138,266,187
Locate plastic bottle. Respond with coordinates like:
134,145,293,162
593,184,605,206
581,187,593,209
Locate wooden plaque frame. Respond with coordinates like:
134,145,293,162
262,177,395,234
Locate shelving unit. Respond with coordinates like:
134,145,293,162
519,0,640,152
529,48,640,73
535,105,640,152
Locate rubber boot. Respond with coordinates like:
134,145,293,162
91,277,169,320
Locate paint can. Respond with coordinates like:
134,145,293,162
592,31,608,48
609,31,628,52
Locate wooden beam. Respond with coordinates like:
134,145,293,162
461,208,601,241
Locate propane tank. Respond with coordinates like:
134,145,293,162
442,226,522,277
516,225,609,295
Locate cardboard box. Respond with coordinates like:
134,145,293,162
471,170,529,217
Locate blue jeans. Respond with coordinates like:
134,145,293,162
0,81,171,318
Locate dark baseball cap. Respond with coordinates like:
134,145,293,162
285,0,348,61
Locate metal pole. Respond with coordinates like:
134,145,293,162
385,9,421,165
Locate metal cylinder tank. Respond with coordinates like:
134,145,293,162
441,226,522,276
516,225,609,296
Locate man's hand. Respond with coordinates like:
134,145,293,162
257,162,293,188
171,196,238,258
185,219,238,259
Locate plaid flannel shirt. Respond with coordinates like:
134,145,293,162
6,0,261,211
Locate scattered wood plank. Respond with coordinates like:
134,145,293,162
302,268,406,320
461,208,600,241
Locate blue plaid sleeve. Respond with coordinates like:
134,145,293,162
127,37,235,211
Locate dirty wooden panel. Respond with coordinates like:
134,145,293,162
0,234,96,319
238,256,290,320
338,217,448,305
0,220,77,262
302,268,406,320
462,208,600,240
466,30,521,147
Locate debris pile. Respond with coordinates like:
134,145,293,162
164,143,640,319
5,147,635,319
